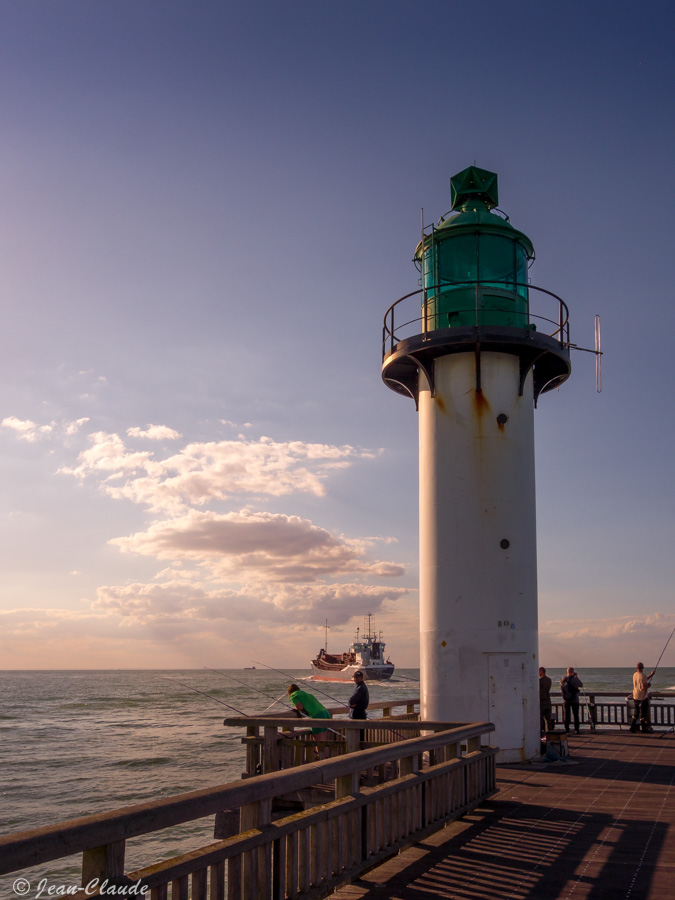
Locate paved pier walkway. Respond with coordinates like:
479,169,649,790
334,730,675,900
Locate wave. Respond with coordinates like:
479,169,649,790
110,757,173,768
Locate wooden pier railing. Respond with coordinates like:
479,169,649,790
550,691,675,730
231,698,422,778
0,718,496,900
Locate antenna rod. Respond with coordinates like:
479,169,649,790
595,314,602,392
421,208,427,337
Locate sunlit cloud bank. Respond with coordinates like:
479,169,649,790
539,613,675,668
1,416,409,667
111,510,404,583
0,579,410,667
59,431,376,512
93,579,409,626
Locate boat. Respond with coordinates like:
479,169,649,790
310,615,395,682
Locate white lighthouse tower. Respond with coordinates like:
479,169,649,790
382,167,571,762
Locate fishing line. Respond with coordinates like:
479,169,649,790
160,675,249,717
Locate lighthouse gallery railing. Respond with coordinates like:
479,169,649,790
382,281,570,360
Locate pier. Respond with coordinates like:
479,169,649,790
0,698,498,899
2,696,674,899
332,730,675,900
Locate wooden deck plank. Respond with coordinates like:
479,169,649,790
331,731,675,900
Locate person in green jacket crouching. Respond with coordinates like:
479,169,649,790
288,683,332,735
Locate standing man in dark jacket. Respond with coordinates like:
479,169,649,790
561,667,584,734
539,667,553,733
349,670,369,719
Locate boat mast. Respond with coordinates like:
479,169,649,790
324,619,329,652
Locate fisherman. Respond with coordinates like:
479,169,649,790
287,683,332,735
560,667,584,734
631,662,655,733
539,667,553,733
349,670,369,719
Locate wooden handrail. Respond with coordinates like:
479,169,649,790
224,717,466,729
256,697,421,718
0,720,493,877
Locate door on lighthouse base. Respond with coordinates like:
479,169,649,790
487,652,526,759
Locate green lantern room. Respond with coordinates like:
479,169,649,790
415,166,535,329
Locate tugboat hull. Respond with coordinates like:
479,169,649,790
311,615,395,682
310,662,395,682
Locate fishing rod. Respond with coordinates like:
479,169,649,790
160,675,249,717
251,660,409,739
205,667,325,721
251,660,350,710
205,666,347,739
204,667,298,710
652,627,675,677
262,691,289,713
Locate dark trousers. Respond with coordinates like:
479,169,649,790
540,703,553,733
631,698,651,730
350,711,367,743
564,700,580,733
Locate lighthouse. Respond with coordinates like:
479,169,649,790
382,166,571,762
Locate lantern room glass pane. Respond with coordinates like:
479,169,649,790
478,235,515,287
438,234,477,288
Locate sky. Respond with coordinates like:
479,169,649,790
0,1,674,670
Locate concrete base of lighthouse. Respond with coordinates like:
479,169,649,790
418,350,540,763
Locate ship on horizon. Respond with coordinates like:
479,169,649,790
310,615,395,682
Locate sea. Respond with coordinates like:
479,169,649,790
2,667,675,893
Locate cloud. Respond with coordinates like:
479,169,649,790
0,580,409,649
1,416,54,442
0,606,117,637
543,613,674,642
220,420,253,429
64,418,91,436
60,431,158,477
539,612,675,667
62,432,376,512
127,425,183,440
110,509,406,583
1,415,88,442
92,577,409,626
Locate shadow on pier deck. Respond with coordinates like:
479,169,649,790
333,731,675,900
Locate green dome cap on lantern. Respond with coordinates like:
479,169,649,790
450,165,499,210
